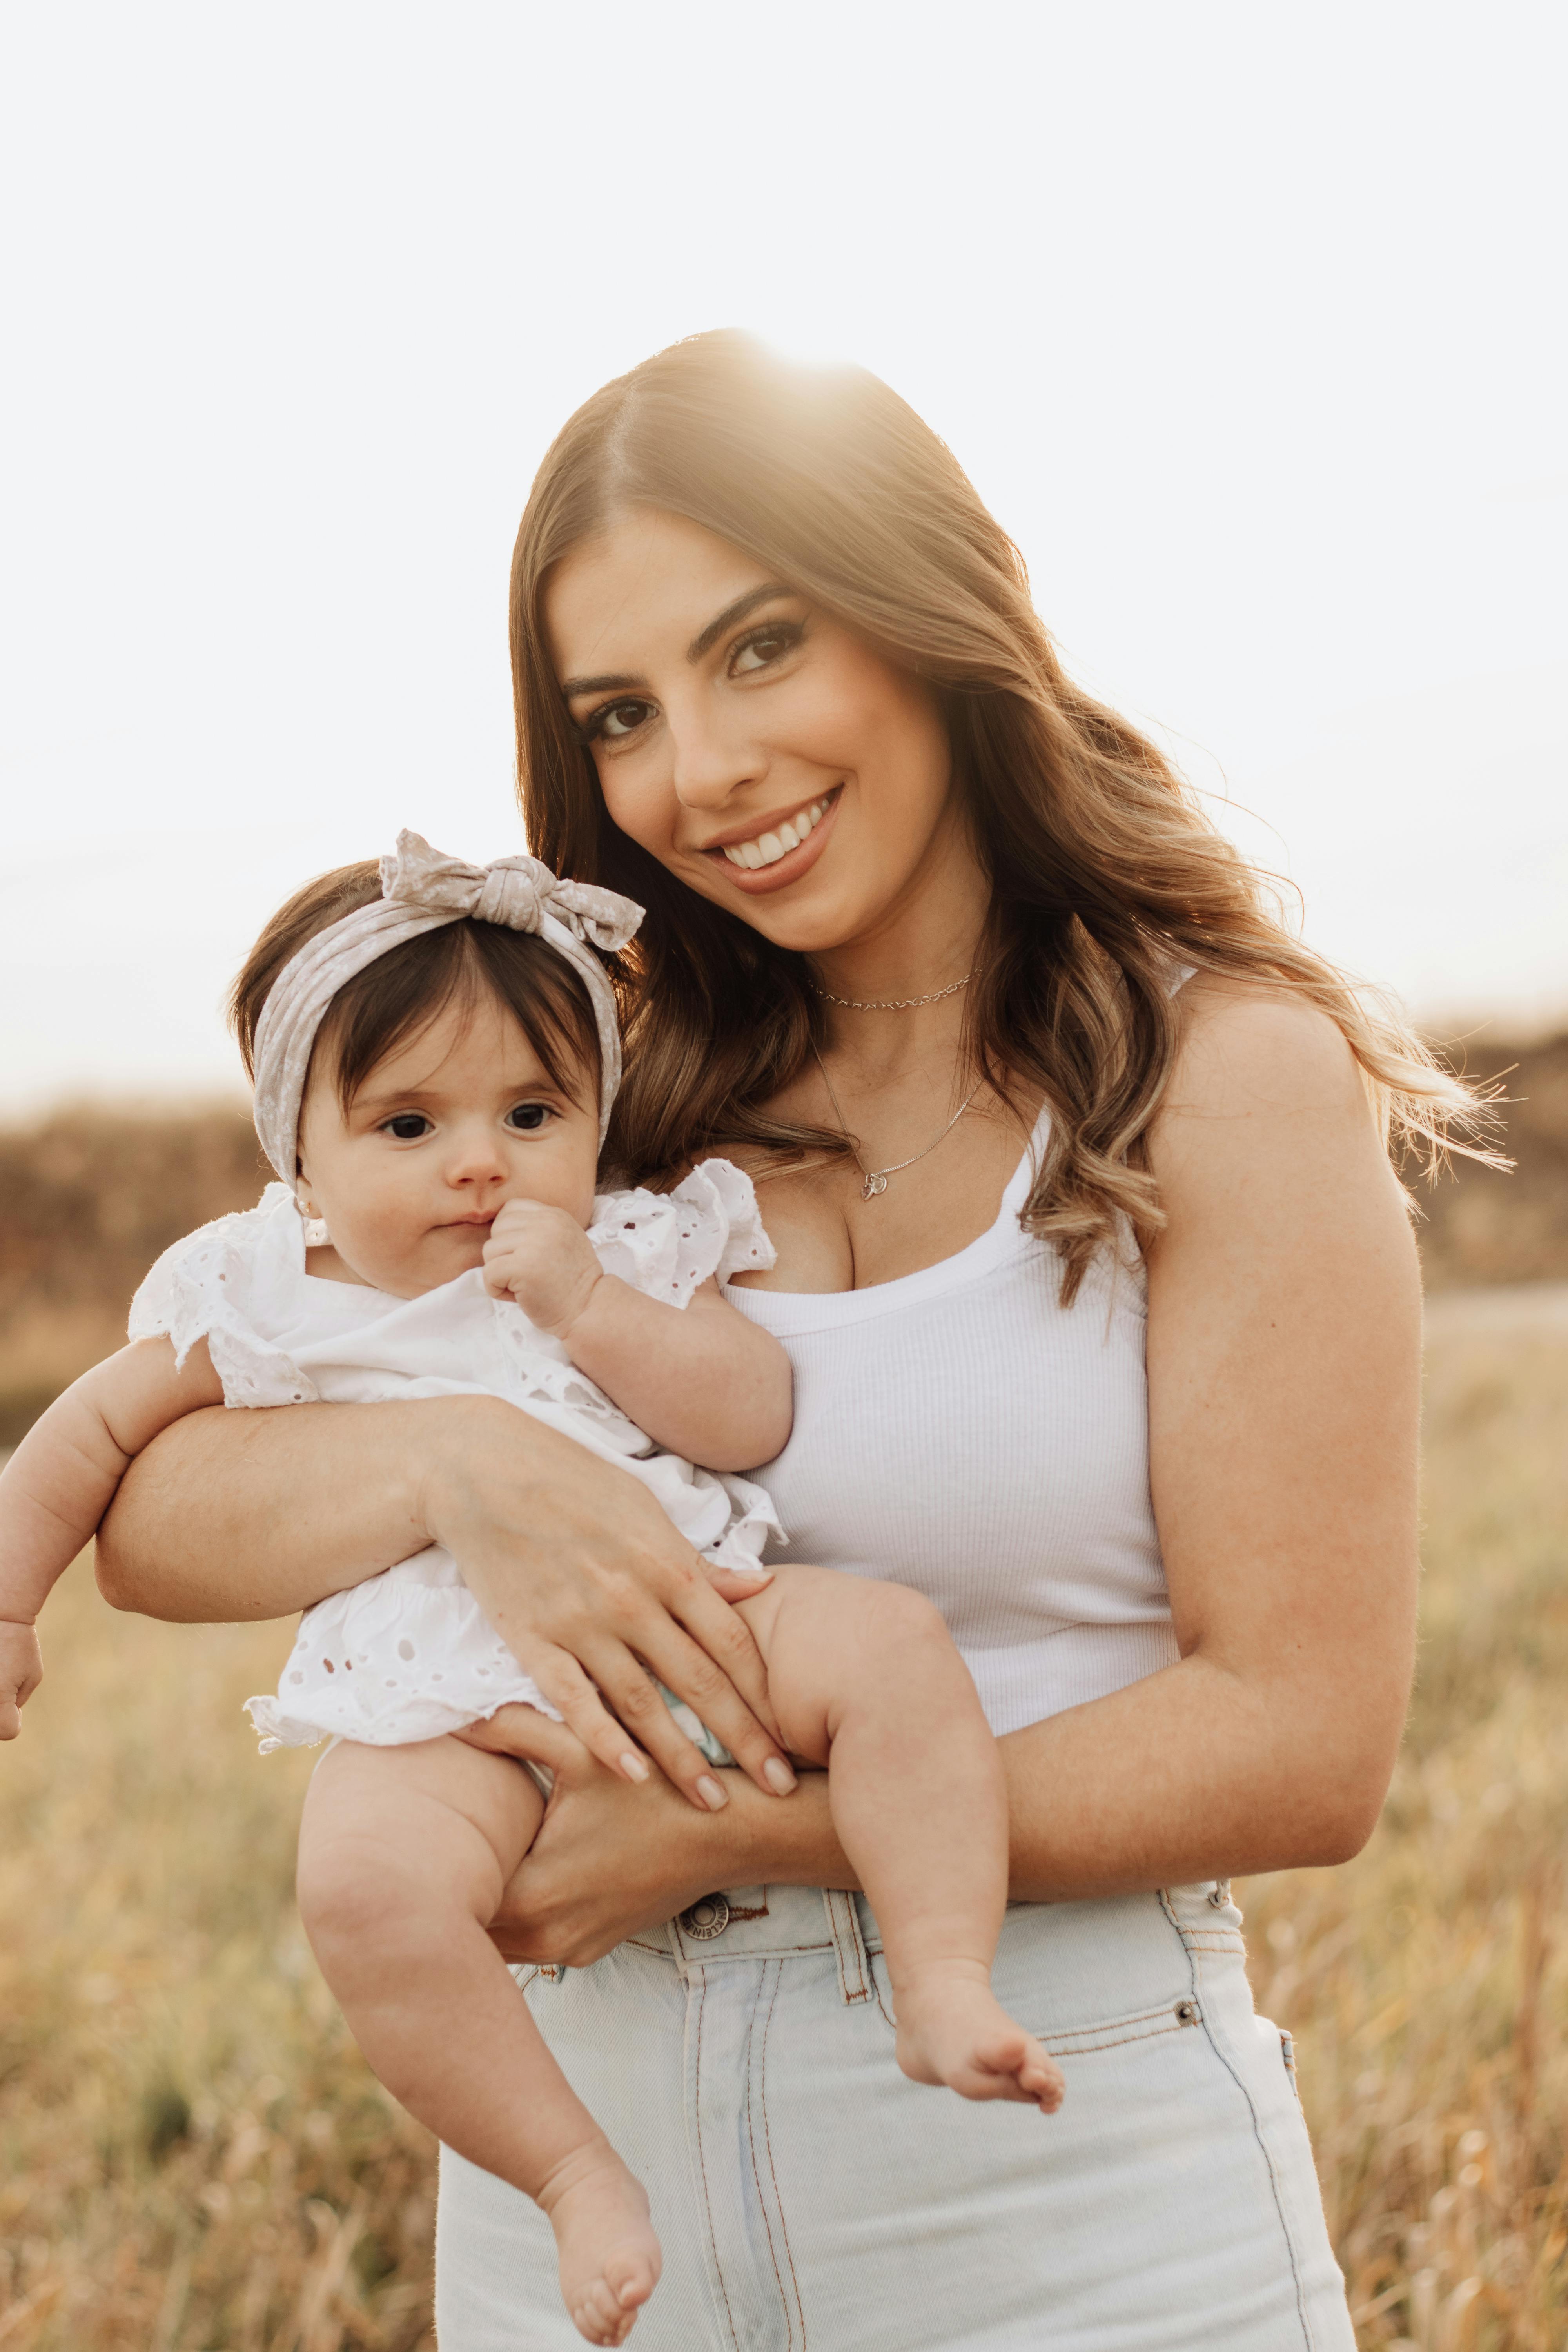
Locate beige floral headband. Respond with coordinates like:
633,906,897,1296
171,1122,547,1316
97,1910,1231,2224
251,830,644,1181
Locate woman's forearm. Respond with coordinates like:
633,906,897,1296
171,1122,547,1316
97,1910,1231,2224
95,1396,448,1621
718,1646,1394,1904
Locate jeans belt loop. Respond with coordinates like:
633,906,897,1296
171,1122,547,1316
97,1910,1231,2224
823,1888,873,2006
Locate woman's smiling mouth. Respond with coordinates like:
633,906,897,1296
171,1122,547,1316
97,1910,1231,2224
702,787,842,891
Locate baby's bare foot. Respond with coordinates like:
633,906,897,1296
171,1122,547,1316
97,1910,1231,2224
894,1967,1065,2113
537,2142,662,2346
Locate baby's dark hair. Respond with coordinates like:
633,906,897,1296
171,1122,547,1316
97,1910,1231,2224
230,861,603,1127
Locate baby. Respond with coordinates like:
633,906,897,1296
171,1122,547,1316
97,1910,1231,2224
0,833,1062,2347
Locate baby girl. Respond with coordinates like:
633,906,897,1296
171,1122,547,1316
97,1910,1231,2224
0,833,1062,2346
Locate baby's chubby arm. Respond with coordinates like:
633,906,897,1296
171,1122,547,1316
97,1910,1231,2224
482,1201,792,1473
0,1336,224,1735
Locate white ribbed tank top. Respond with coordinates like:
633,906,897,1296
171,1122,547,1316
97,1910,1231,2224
724,1111,1179,1736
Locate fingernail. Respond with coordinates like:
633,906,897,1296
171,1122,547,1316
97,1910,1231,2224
762,1757,797,1794
621,1752,650,1783
696,1775,728,1811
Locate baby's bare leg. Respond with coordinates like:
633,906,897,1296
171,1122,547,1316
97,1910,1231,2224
737,1572,1063,2113
297,1737,660,2345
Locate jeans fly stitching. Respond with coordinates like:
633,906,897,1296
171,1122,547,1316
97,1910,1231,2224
826,1889,870,2004
1158,1889,1316,2350
748,1958,806,2348
690,1969,742,2352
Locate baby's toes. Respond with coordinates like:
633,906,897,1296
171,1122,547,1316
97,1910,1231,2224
605,2246,659,2314
572,2281,632,2346
1021,2051,1066,2113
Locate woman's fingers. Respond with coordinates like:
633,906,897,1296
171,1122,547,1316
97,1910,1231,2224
456,1704,585,1775
508,1650,657,1788
659,1559,778,1723
610,1612,797,1800
701,1562,775,1604
572,1638,747,1810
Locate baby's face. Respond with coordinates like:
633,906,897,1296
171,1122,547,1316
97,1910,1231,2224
296,993,600,1298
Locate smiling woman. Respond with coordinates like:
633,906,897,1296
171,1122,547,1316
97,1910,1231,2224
510,333,1478,1291
96,332,1491,2352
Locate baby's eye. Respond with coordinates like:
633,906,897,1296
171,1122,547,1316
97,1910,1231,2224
383,1113,432,1142
505,1102,552,1133
585,698,653,743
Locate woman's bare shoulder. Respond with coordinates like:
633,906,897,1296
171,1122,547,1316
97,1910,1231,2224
1165,972,1367,1113
1149,973,1403,1234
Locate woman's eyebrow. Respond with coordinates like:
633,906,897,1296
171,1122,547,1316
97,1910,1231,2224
559,583,795,699
561,667,646,699
686,583,794,663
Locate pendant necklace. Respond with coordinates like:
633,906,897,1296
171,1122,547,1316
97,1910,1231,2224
810,1040,982,1202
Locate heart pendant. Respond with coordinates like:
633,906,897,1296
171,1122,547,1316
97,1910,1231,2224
862,1172,888,1200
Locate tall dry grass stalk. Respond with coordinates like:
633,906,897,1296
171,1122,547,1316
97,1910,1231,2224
0,1316,1564,2347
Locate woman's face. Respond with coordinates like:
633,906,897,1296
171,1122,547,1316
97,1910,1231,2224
544,508,966,957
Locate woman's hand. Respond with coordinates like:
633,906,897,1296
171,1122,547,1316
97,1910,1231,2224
425,1397,796,1811
463,1707,851,1966
99,1389,797,1812
463,1709,755,1964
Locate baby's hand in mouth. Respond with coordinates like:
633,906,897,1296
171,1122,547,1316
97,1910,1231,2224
483,1200,604,1341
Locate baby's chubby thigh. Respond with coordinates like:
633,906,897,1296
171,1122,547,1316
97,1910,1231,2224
731,1563,964,1765
296,1733,545,1997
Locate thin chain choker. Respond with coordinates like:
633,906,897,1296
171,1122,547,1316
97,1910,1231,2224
811,972,972,1013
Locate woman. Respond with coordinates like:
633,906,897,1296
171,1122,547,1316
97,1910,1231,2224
100,332,1464,2348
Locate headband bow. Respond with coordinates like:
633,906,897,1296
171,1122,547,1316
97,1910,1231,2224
379,835,642,955
251,830,643,1184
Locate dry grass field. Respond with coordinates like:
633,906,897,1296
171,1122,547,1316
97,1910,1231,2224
0,1314,1563,2348
0,1069,1565,2349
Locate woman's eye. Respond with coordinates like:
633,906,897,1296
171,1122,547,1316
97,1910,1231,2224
587,698,653,743
730,621,803,675
505,1103,551,1133
384,1114,432,1141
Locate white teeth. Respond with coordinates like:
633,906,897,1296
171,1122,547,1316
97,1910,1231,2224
719,793,831,872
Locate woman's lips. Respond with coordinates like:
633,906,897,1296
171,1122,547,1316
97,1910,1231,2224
700,787,842,895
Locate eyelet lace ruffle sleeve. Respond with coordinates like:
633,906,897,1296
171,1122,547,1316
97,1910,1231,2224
586,1159,775,1309
127,1183,322,1409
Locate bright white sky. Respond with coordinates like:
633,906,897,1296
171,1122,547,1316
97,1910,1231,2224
2,2,1564,1111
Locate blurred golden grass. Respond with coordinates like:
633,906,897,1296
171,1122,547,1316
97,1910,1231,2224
0,1314,1565,2348
1243,1319,1568,2350
0,1599,436,2349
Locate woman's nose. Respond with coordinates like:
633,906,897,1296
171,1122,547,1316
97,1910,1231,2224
666,695,766,810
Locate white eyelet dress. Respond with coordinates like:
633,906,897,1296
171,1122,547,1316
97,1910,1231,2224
126,1166,777,1761
434,1111,1357,2351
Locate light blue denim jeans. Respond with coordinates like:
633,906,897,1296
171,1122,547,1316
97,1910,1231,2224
435,1881,1355,2350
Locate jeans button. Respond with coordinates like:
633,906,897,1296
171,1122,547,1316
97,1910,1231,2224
680,1894,731,1942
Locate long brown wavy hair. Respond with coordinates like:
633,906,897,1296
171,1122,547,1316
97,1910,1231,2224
510,330,1485,1299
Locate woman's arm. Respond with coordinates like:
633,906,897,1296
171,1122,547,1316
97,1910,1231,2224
480,983,1421,1961
95,1392,798,1807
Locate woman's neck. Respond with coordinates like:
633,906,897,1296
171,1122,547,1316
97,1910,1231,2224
807,818,991,1083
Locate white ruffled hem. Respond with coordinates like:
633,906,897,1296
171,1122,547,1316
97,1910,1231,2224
244,1551,564,1751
